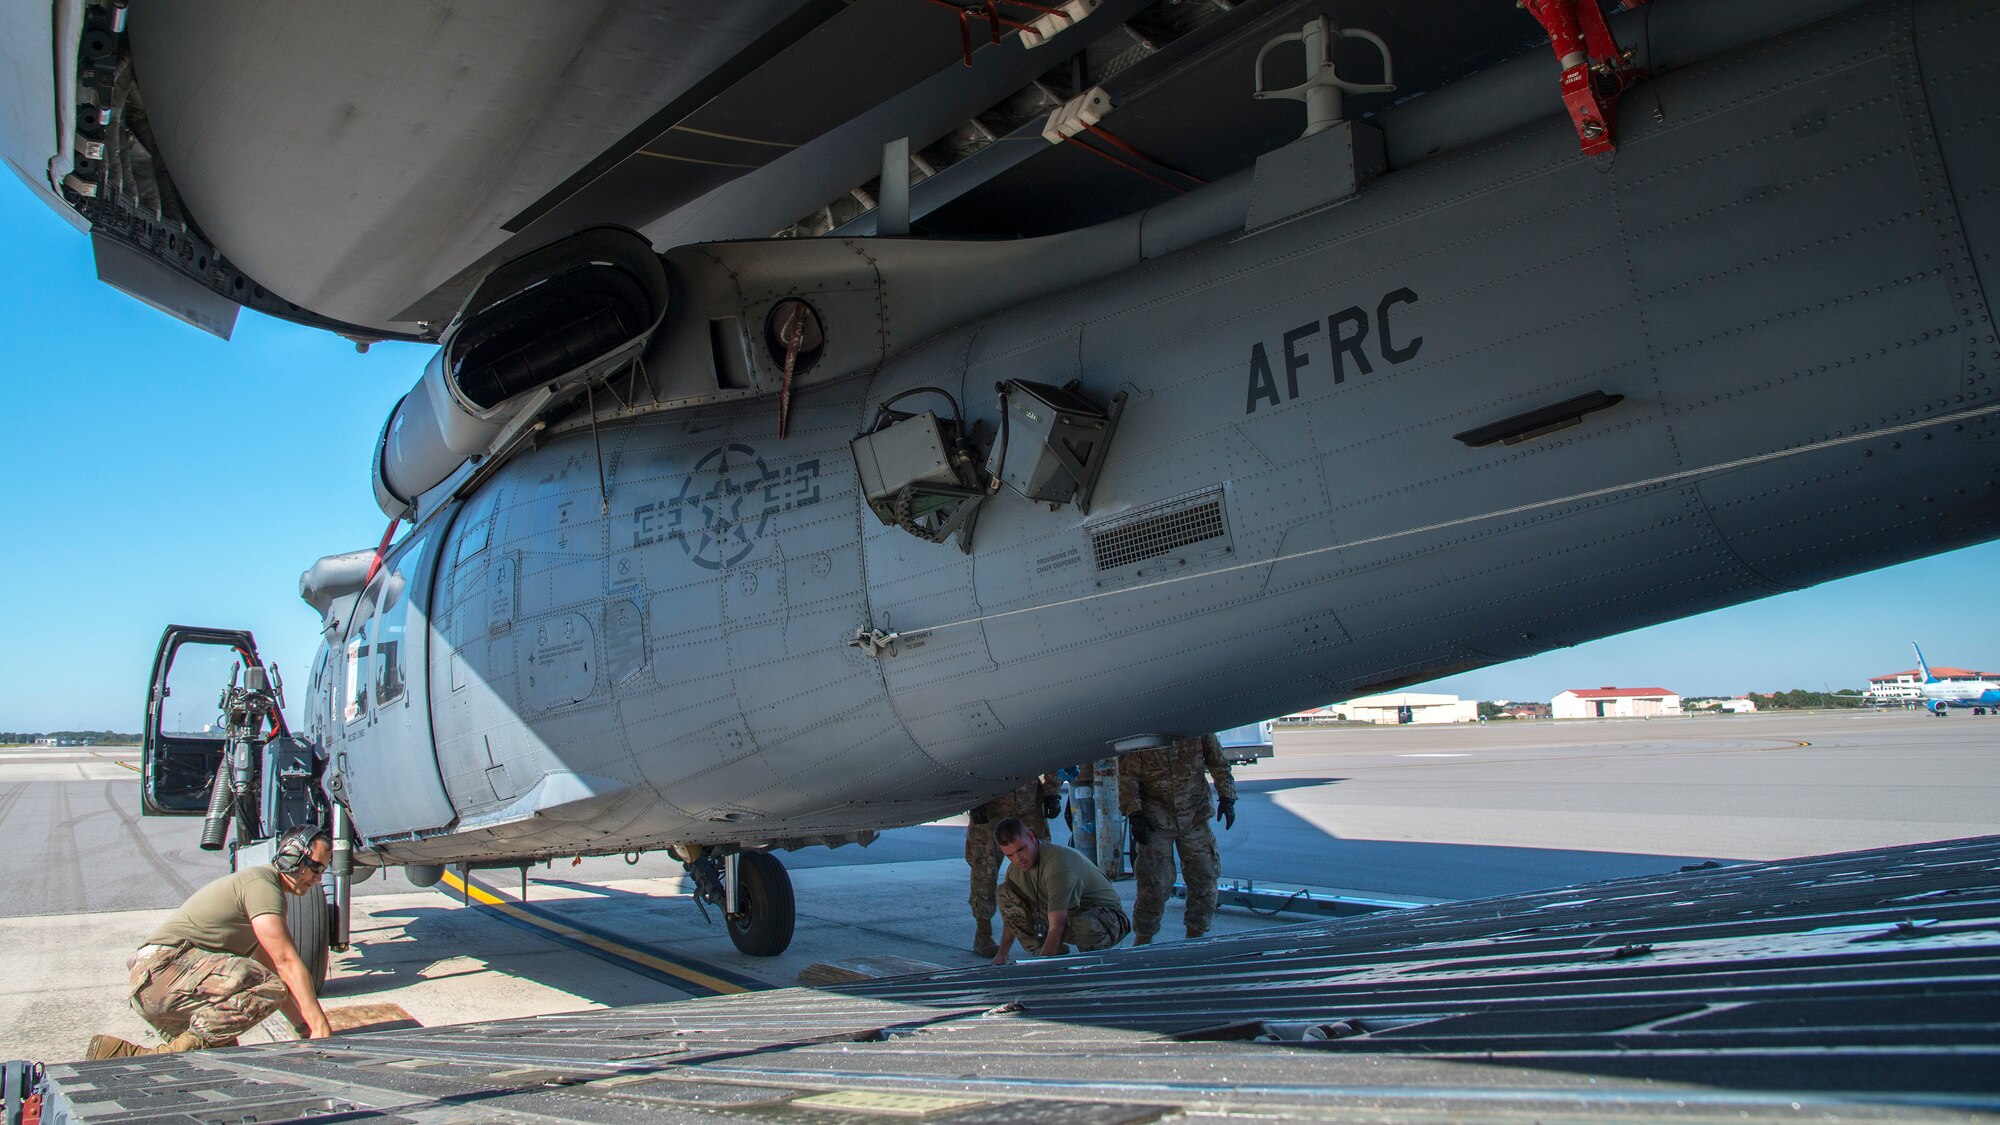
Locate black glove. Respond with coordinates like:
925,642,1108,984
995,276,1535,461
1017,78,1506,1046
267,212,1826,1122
1128,811,1154,845
1215,799,1236,830
970,806,989,825
1042,794,1062,820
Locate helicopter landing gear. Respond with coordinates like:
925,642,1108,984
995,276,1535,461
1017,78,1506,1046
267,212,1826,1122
683,848,795,956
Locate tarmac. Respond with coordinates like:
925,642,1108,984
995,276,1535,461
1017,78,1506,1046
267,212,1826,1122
3,709,1994,1064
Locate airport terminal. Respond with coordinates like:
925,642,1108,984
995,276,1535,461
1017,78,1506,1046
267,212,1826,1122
4,0,2000,1121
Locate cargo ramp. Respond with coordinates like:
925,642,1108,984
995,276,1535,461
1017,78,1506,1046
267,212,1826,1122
10,835,2000,1123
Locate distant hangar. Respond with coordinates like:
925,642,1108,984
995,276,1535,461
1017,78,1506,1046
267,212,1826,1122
1551,687,1684,719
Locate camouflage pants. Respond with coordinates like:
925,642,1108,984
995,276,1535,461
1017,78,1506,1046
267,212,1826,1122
965,812,1048,922
128,943,289,1047
1133,824,1220,940
998,881,1130,954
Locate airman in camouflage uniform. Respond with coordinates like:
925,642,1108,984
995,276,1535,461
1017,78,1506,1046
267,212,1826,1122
1118,734,1237,943
966,775,1059,957
85,826,335,1059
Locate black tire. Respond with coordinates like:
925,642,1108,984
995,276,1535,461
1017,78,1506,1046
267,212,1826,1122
285,887,330,991
726,851,795,956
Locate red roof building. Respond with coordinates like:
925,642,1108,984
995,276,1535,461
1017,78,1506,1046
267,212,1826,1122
1868,667,1996,682
1552,687,1682,719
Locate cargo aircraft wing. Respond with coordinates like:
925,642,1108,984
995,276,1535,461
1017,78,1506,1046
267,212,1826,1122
6,0,1550,342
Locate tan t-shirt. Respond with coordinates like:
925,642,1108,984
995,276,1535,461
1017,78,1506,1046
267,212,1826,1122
1005,841,1122,915
145,866,288,957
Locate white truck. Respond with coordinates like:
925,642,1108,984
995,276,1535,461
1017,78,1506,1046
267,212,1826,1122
1215,720,1275,765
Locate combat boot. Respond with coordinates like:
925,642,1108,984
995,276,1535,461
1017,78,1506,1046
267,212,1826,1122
153,1031,208,1054
84,1034,146,1060
972,917,998,958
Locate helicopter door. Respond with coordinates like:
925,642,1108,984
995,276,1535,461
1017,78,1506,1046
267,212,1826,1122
142,626,263,816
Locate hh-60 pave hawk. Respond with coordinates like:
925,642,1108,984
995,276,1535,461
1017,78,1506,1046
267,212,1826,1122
5,0,2000,1114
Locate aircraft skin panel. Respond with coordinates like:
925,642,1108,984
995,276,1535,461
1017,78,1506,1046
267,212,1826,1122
384,402,982,855
1654,3,1998,587
1916,0,2000,385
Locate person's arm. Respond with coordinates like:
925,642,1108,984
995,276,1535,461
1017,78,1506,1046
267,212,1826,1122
992,922,1018,966
1040,909,1070,957
1202,734,1238,828
250,913,333,1038
247,942,306,1033
1201,734,1237,805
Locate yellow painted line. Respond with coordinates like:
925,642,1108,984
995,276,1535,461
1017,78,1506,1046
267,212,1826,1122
439,871,747,995
634,149,760,169
668,123,798,148
115,760,140,773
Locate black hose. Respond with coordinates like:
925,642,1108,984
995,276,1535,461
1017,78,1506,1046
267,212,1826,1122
198,757,233,851
990,382,1012,491
877,386,964,428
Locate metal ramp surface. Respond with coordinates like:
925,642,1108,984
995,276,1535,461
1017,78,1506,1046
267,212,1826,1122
20,835,2000,1123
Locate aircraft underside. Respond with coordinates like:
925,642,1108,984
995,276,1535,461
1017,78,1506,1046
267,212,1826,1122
27,0,1998,966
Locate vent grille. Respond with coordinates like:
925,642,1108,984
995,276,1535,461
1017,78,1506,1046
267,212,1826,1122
1091,493,1227,571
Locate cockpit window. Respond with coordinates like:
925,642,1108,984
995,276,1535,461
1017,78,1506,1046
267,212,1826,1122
374,532,430,709
161,643,241,738
343,582,380,726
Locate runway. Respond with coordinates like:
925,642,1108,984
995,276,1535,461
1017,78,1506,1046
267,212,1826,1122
3,710,1994,1064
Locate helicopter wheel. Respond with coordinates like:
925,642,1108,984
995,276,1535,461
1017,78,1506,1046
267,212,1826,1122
725,850,795,957
285,886,331,990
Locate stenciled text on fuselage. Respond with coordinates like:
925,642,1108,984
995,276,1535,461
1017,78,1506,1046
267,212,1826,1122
1245,287,1421,414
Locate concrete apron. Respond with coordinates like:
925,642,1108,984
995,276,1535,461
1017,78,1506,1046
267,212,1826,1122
2,851,1344,1064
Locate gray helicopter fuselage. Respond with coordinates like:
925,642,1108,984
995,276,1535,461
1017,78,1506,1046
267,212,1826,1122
315,0,1998,866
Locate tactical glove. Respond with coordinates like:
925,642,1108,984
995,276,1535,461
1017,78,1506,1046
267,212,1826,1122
1128,811,1154,845
1042,794,1063,820
970,806,989,825
1216,799,1236,830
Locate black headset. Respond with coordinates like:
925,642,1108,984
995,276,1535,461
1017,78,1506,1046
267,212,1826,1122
272,823,330,874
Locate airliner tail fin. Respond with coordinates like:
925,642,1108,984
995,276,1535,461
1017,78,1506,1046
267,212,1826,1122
1912,642,1937,684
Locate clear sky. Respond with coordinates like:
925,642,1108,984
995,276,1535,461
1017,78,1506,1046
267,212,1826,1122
1,171,1994,732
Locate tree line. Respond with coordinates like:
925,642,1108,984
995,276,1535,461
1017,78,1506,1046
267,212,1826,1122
1742,689,1865,710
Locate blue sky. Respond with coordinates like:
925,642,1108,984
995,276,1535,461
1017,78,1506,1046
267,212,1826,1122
1,171,1994,731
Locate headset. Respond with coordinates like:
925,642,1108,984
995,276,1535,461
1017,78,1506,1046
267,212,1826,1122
272,823,331,874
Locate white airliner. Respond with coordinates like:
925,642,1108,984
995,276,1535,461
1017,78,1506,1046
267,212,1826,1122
1913,643,2000,716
